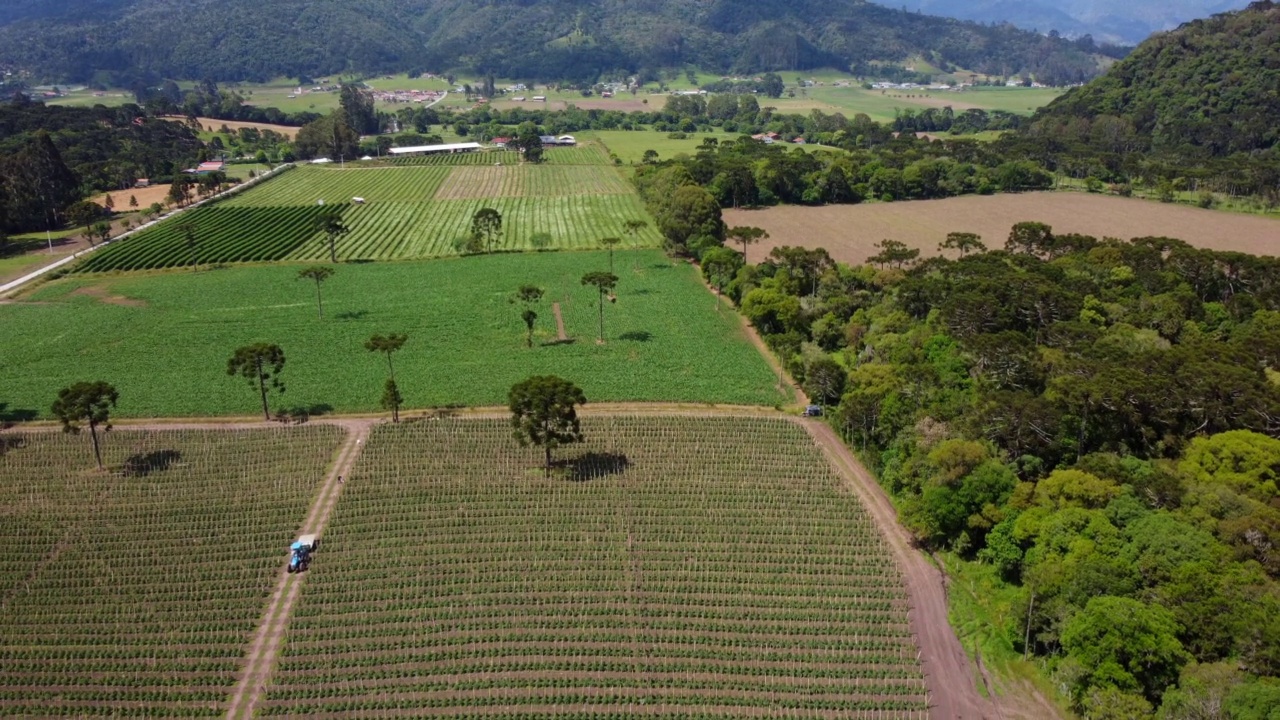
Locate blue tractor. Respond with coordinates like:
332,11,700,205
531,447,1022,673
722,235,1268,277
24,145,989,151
288,534,317,573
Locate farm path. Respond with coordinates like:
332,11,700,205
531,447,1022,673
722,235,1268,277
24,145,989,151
552,301,568,341
223,418,373,720
803,418,1027,720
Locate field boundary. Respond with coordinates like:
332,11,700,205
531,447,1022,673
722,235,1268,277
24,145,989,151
223,419,373,719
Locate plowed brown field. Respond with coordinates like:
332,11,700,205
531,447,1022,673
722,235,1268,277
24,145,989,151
725,193,1280,266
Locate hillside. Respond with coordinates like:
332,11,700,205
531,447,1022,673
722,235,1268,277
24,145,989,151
892,0,1248,45
0,0,1105,84
1028,1,1280,158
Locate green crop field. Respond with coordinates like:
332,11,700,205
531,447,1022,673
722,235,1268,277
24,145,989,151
586,130,743,164
2,250,781,418
0,425,343,716
82,153,662,270
262,416,927,716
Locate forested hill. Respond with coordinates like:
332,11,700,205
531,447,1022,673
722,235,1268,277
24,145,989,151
0,0,1105,84
1028,1,1280,159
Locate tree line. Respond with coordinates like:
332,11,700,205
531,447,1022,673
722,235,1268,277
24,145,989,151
705,222,1280,715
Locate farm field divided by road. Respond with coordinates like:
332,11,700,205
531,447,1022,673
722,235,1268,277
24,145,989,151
0,425,344,716
1,250,781,418
262,416,928,717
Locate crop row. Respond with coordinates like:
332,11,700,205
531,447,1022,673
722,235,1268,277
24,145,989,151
264,417,926,717
221,165,452,207
387,145,610,166
286,195,662,261
76,205,337,272
0,427,343,715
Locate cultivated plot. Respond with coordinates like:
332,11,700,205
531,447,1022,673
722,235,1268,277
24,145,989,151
263,416,927,717
2,250,782,418
0,426,343,716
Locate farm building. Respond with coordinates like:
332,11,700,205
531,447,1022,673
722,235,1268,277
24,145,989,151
388,142,483,157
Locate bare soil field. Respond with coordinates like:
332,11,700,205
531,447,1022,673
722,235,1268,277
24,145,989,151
90,183,170,211
162,116,301,139
725,192,1280,266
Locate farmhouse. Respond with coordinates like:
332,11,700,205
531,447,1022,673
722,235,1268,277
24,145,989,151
492,137,512,148
388,142,483,157
196,160,225,173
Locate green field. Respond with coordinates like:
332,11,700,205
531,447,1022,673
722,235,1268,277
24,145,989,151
767,84,1062,123
585,130,743,164
0,425,343,716
1,250,781,418
79,152,662,270
263,416,926,716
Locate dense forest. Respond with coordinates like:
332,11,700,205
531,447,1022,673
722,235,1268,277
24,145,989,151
1017,1,1280,197
0,100,201,232
0,0,1108,84
682,214,1280,715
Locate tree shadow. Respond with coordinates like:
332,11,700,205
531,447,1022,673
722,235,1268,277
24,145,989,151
0,403,38,427
334,310,369,321
273,403,334,424
619,330,652,342
541,338,577,347
629,288,653,296
345,259,375,265
0,435,27,456
563,451,631,482
120,449,181,477
648,262,674,270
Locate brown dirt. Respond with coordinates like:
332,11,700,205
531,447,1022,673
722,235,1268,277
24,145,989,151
223,419,372,720
802,418,1011,720
725,192,1280,267
69,285,147,307
162,116,300,139
551,302,568,341
90,184,171,211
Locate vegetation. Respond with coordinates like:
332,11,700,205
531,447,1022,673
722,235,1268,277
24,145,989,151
226,343,287,420
263,416,927,715
2,251,780,417
296,265,335,319
0,425,343,715
508,375,587,474
713,224,1280,713
49,380,118,468
580,270,619,343
0,0,1107,86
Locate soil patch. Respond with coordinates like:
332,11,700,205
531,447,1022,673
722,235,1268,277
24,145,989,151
163,116,301,139
70,285,147,307
725,193,1280,266
551,302,568,341
90,184,171,212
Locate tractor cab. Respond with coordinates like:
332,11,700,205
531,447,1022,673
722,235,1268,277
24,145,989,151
288,534,318,573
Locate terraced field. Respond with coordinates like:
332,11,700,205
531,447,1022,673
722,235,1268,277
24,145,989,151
261,417,927,717
0,426,344,716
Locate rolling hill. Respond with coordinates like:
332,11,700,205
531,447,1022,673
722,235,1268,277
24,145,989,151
0,0,1107,85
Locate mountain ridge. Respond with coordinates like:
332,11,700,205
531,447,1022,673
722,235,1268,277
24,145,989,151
0,0,1108,85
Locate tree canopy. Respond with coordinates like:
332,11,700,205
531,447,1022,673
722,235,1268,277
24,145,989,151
508,375,587,475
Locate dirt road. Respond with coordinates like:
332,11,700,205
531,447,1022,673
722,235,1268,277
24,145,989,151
802,418,997,720
223,419,372,719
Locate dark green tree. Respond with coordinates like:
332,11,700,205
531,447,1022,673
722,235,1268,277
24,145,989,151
514,285,544,347
364,333,408,382
65,200,101,241
512,121,543,163
508,375,587,476
471,207,503,253
297,266,335,318
599,237,621,273
339,83,378,134
700,246,744,300
226,344,286,421
726,226,768,263
51,381,118,469
867,239,920,269
13,130,79,230
314,210,348,264
177,221,199,269
939,232,986,256
581,271,619,343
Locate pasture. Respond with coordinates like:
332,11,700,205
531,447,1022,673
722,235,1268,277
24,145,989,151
1,250,781,418
586,130,742,164
724,192,1280,266
0,425,344,716
263,416,927,716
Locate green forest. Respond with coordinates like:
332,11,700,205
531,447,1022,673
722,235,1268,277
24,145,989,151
0,0,1109,84
703,224,1280,716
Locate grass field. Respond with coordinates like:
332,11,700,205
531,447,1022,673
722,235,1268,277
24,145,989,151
262,416,927,716
585,130,742,164
0,425,343,716
724,193,1280,266
1,250,781,418
765,85,1062,123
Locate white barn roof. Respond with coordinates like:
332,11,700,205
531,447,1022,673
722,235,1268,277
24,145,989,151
388,142,483,155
